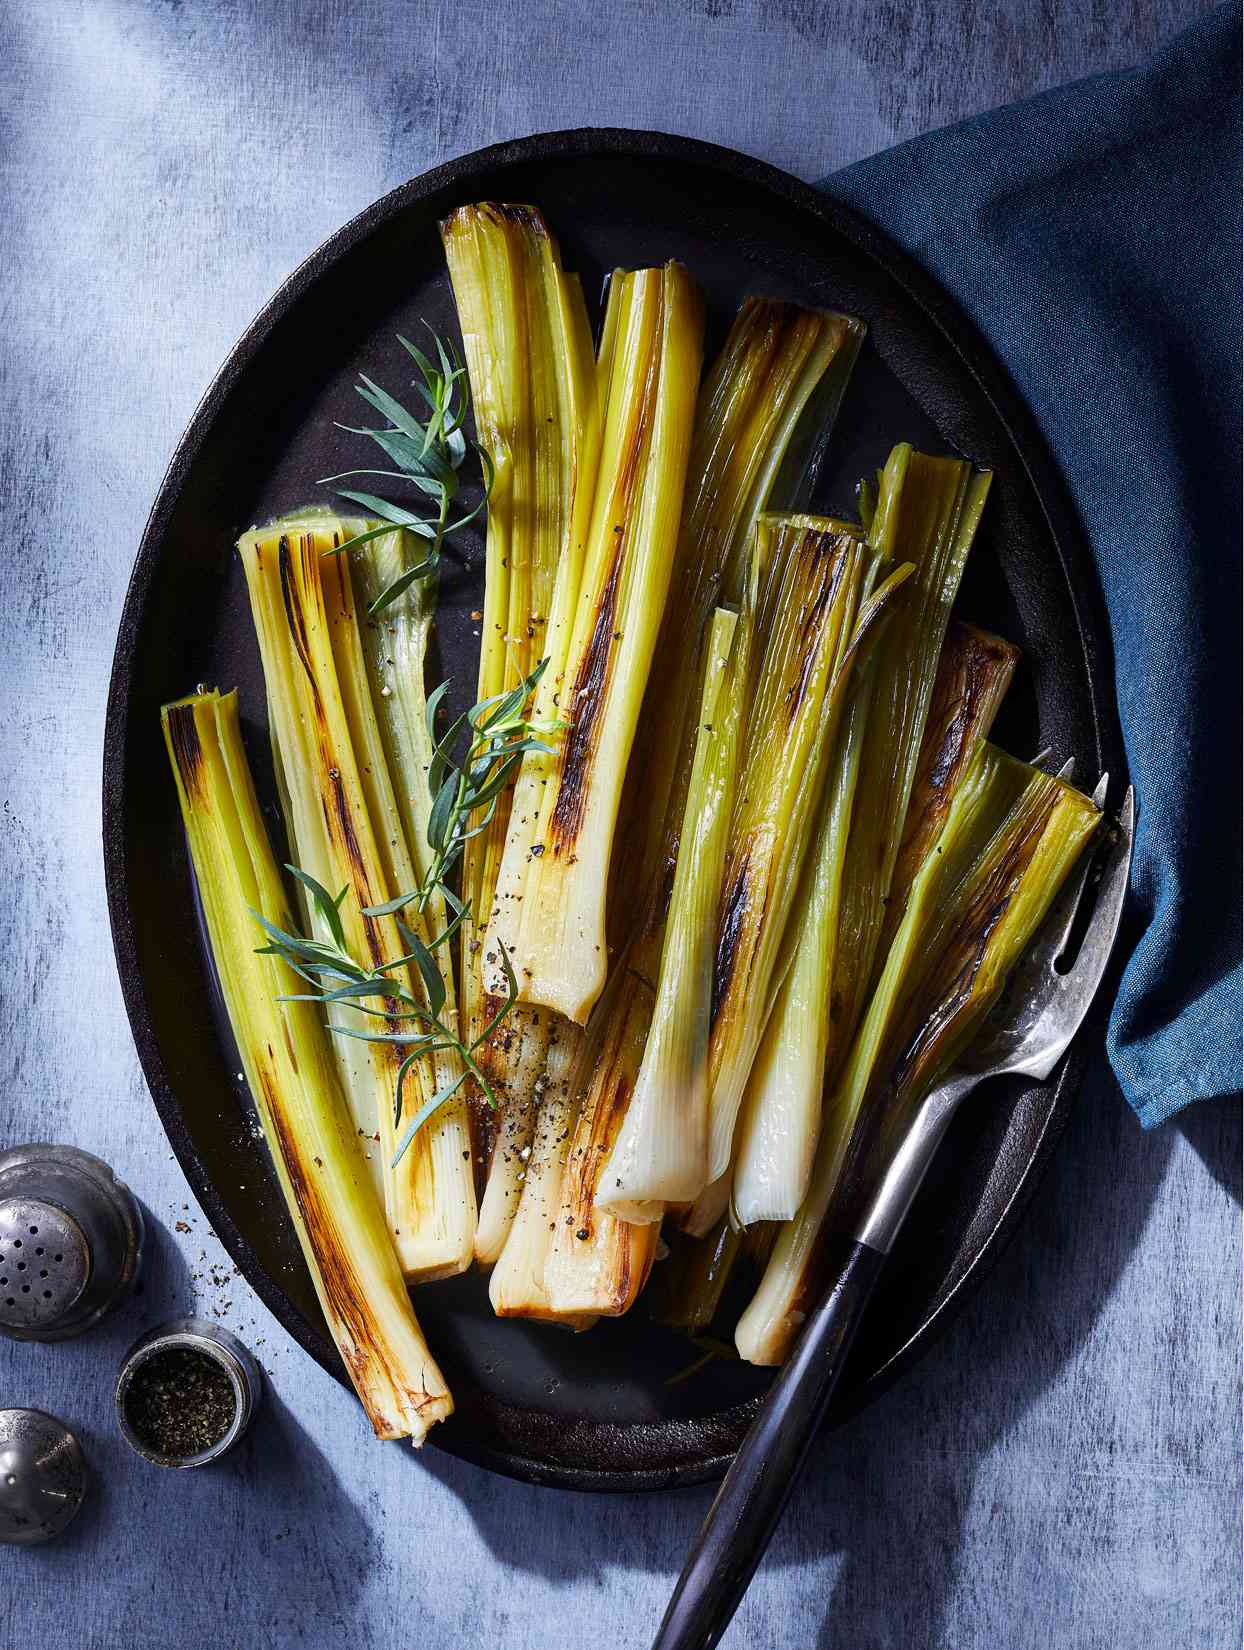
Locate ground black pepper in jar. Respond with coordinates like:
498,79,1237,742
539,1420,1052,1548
122,1347,237,1458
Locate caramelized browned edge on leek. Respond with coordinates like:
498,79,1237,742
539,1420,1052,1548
163,690,452,1442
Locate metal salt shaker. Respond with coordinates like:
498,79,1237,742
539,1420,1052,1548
0,1409,89,1544
0,1144,144,1341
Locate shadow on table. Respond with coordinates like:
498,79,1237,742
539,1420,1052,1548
14,1196,200,1555
227,1384,378,1636
418,1055,1178,1648
125,1194,194,1327
802,1057,1175,1649
1177,1093,1241,1206
22,1215,374,1639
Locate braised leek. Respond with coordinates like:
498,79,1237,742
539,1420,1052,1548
539,299,863,1306
483,261,704,1024
541,960,663,1317
736,747,1099,1364
695,517,875,1216
162,690,452,1441
595,607,741,1221
237,514,476,1282
823,447,993,1085
617,299,865,917
728,646,875,1226
441,204,602,1260
880,619,1020,953
486,1021,597,1326
537,297,864,1306
731,618,1018,1226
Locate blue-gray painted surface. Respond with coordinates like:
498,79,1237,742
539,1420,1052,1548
1,3,1237,1647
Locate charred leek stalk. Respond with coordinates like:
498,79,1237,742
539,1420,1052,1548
441,204,601,1260
541,524,765,1307
473,1004,553,1263
648,1219,743,1337
349,522,446,921
736,747,1099,1365
617,299,864,917
483,261,704,1025
162,691,452,1441
730,627,1018,1354
870,765,1099,1141
486,1021,597,1326
729,648,876,1226
879,619,1020,953
238,515,476,1282
649,1219,777,1339
823,447,993,1085
541,962,662,1316
728,624,1017,1336
537,300,862,1310
595,608,741,1221
692,515,909,1228
730,619,1017,1226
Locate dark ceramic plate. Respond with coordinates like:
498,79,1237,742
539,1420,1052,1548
103,129,1122,1491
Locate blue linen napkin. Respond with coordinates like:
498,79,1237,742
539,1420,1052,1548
824,5,1243,1128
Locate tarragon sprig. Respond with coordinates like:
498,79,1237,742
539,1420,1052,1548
252,663,560,1167
318,330,492,616
365,659,563,921
254,869,516,1168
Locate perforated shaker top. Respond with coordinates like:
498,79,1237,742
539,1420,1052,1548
0,1198,90,1333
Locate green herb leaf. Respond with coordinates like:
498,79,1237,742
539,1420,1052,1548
424,679,451,740
366,563,437,617
429,895,468,952
427,709,469,797
334,491,439,538
461,752,522,813
333,425,445,486
427,772,459,854
318,521,410,559
459,797,500,844
354,374,437,450
329,1025,439,1047
284,865,349,951
360,890,422,918
390,1068,472,1168
276,980,410,1006
319,328,492,615
405,929,447,1020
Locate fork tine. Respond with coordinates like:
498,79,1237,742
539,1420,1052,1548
1055,756,1075,781
948,787,1135,1082
1001,787,1135,1082
1009,779,1127,980
1091,771,1110,808
1060,785,1134,1004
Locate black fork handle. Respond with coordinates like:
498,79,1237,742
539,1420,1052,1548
652,1234,887,1650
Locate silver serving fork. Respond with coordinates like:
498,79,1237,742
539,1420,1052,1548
655,776,1135,1650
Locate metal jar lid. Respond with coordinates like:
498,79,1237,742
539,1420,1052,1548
115,1318,263,1468
0,1409,88,1545
0,1145,144,1341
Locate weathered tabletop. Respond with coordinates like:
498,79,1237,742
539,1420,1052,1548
1,3,1238,1647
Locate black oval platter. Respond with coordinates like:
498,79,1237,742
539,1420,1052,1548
103,129,1123,1491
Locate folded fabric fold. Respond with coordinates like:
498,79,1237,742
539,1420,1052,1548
823,3,1243,1126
